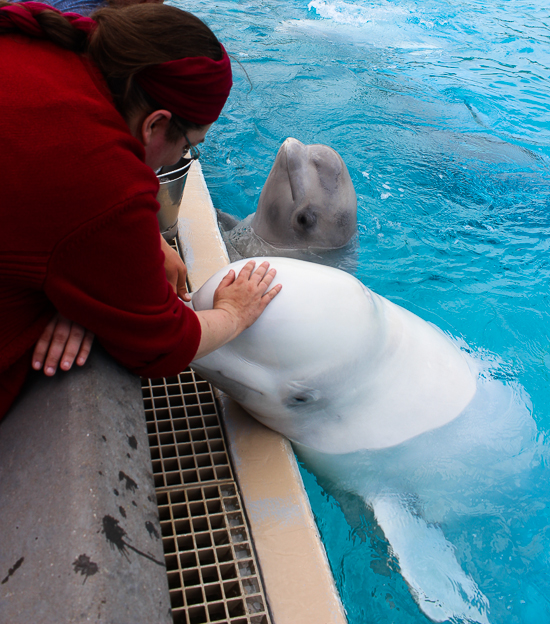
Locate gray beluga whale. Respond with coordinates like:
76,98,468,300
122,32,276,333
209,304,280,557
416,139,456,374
219,138,358,269
191,257,542,623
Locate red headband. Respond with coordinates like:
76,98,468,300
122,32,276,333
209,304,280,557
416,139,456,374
0,1,96,36
135,46,233,126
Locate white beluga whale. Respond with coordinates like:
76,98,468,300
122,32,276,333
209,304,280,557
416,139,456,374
218,138,358,270
193,257,475,453
192,257,541,624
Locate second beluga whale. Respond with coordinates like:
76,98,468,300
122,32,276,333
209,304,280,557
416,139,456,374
218,138,358,269
190,257,540,624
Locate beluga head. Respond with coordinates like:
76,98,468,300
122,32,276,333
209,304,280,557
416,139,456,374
191,257,476,454
251,138,357,250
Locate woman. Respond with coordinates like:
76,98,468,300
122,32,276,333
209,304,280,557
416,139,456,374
0,1,281,418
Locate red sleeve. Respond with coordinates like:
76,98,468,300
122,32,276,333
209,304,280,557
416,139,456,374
44,193,201,378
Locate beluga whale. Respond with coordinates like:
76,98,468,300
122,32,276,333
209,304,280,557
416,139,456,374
218,138,358,270
193,257,476,453
191,257,541,624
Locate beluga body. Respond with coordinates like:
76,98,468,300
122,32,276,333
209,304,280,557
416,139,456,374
192,257,475,453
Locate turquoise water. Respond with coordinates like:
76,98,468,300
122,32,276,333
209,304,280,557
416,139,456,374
172,0,550,621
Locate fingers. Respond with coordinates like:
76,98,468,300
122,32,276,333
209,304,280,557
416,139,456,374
262,281,282,302
222,261,280,302
177,266,191,302
236,261,274,289
160,234,191,301
217,269,236,289
234,260,256,281
32,315,59,371
246,261,270,284
41,315,73,375
244,262,279,298
75,331,95,367
258,267,278,294
174,252,189,301
33,314,94,376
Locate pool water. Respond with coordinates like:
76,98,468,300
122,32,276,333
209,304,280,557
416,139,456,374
172,0,550,621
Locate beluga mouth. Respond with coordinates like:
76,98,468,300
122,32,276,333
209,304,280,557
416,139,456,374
191,364,265,403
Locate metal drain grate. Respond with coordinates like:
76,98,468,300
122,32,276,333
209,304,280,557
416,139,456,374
142,370,272,624
144,373,233,489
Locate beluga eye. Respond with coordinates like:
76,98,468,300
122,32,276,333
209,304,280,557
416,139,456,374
285,381,320,408
295,209,317,230
285,386,320,408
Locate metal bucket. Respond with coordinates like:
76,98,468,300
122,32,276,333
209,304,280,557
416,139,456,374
156,156,193,240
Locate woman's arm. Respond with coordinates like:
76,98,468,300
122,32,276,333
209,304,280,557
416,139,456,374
44,197,279,377
32,233,190,376
33,261,280,374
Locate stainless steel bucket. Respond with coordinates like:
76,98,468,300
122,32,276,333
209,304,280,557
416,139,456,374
156,156,193,240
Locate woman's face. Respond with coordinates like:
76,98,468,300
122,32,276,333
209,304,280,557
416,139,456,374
151,123,212,169
179,124,212,160
134,108,212,170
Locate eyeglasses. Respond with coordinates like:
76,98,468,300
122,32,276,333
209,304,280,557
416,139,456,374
183,133,200,161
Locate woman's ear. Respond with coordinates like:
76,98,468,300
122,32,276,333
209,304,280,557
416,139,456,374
140,109,172,146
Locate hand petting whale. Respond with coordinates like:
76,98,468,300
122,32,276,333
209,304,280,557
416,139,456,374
218,138,357,268
191,257,540,624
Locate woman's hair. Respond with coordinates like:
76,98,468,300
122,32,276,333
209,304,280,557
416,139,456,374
0,2,223,138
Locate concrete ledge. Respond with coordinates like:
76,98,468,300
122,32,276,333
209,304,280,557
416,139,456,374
178,161,347,624
0,345,171,624
177,161,229,292
219,396,347,624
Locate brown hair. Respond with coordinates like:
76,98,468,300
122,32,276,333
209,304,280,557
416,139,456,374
0,2,223,137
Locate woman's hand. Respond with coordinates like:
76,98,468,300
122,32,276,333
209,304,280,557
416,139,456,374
160,234,191,302
32,313,95,376
213,260,281,331
193,260,281,359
